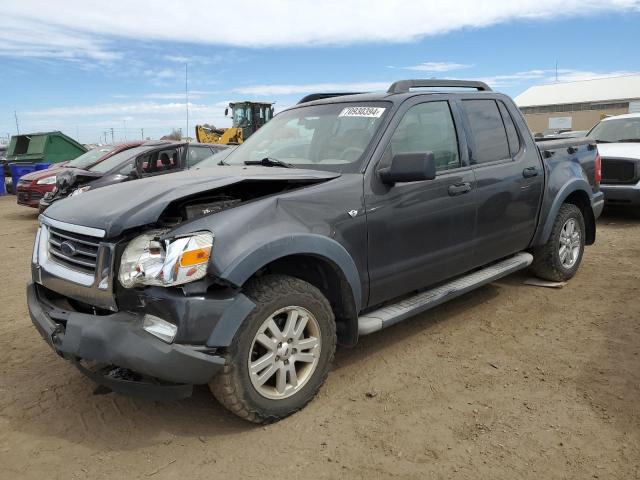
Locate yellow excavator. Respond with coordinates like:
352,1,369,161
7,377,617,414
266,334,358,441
195,101,274,144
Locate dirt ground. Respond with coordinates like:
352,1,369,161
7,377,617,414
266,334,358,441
0,195,638,480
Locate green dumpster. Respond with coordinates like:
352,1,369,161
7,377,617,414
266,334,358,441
3,131,87,178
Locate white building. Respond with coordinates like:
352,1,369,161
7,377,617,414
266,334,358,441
515,74,640,134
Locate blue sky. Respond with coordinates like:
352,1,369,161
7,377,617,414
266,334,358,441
1,0,640,144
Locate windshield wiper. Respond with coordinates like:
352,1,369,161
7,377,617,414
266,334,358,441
617,138,640,143
594,140,610,143
244,157,293,168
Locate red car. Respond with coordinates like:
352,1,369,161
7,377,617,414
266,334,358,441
16,142,143,208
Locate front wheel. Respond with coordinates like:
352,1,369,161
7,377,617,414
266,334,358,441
531,203,586,281
209,275,336,423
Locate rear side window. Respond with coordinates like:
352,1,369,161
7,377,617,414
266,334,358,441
463,99,510,164
498,102,520,156
389,101,460,172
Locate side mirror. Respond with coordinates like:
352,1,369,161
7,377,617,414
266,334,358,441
378,152,436,184
224,108,229,117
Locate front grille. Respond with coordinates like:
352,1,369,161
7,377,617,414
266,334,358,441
17,191,43,202
601,158,638,185
48,226,100,274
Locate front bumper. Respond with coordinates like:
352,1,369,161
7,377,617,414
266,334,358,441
28,282,226,396
600,181,640,207
16,184,52,208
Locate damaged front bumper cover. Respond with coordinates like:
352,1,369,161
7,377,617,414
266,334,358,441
27,281,225,400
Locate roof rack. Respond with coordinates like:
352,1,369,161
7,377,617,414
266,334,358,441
387,79,492,94
297,92,363,104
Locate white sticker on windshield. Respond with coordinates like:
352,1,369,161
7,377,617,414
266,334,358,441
338,106,386,118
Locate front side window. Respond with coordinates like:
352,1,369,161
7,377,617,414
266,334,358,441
139,148,180,175
388,101,460,172
222,102,390,173
463,99,510,164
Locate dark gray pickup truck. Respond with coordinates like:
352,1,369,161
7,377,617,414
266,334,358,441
28,80,604,423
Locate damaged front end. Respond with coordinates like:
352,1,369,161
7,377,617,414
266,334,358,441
41,168,103,210
29,169,341,398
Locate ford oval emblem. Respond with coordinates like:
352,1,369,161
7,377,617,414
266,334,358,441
60,241,78,256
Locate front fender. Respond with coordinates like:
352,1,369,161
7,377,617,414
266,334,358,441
533,179,593,246
217,234,363,312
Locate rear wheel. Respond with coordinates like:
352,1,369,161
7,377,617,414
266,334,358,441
209,275,336,423
531,203,585,281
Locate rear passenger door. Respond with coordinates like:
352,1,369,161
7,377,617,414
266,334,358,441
458,98,543,267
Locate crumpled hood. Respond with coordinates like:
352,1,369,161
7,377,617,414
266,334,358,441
43,166,340,237
597,142,640,160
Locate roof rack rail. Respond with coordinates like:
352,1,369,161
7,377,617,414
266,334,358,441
387,79,492,94
297,92,363,104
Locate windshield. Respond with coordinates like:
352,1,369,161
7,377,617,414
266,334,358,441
67,147,114,169
89,145,152,173
588,117,640,143
233,104,251,127
196,147,237,168
223,102,390,172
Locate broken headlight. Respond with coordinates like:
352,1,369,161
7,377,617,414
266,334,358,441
118,230,213,288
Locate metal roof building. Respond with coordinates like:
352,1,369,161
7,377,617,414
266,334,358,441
514,75,640,134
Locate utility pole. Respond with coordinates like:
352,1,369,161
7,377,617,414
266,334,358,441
141,128,144,140
555,60,558,82
185,63,190,143
75,125,80,141
110,128,114,143
14,111,20,134
123,119,127,141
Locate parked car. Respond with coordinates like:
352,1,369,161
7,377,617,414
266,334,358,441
39,141,228,211
587,113,640,207
16,142,143,208
28,79,603,423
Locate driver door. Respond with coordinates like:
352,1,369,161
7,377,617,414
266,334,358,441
365,99,477,306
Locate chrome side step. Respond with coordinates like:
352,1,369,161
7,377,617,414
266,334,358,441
358,252,533,336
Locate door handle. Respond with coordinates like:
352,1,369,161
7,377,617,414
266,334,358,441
448,182,472,196
522,166,539,178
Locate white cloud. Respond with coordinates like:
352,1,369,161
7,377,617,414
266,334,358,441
400,62,472,72
233,81,391,96
0,18,119,61
475,69,640,87
20,100,232,143
1,0,638,60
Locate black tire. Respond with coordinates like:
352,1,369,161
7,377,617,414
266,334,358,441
531,203,586,281
209,274,336,423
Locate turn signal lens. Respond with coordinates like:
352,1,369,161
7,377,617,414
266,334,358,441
180,247,211,267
